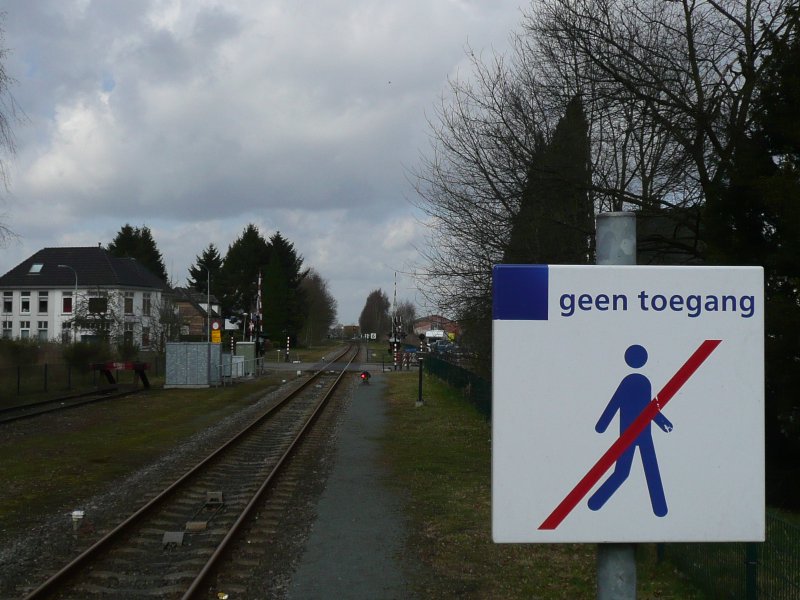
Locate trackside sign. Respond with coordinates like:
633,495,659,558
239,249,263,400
492,265,764,543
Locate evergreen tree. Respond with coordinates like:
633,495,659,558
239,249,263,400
504,96,593,264
706,13,800,474
261,232,308,345
218,224,269,315
261,251,290,341
107,224,168,281
187,243,223,297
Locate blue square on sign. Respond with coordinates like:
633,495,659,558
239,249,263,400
492,265,549,320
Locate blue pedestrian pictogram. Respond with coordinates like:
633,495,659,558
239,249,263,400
588,344,673,517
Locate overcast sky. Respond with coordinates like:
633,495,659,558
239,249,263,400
0,0,522,324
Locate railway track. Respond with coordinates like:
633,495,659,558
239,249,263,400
22,344,358,599
0,388,143,425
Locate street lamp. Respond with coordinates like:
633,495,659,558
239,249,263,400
204,266,211,343
203,266,211,386
57,264,78,343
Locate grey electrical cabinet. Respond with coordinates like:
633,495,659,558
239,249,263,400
165,342,222,388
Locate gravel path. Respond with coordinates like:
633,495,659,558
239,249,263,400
286,373,416,599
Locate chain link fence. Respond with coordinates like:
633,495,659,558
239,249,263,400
424,354,491,418
660,512,799,599
0,357,165,403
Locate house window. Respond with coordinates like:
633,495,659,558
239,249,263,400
2,321,11,339
2,292,11,313
38,291,48,314
124,292,134,315
37,321,48,341
19,320,30,339
142,326,150,348
61,321,72,343
62,292,73,314
142,292,152,316
88,294,108,314
21,292,30,314
123,322,134,346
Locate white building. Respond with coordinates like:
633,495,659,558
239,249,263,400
0,247,167,347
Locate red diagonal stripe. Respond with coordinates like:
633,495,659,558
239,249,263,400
538,339,722,530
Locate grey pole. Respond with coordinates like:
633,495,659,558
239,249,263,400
595,211,637,600
204,266,211,386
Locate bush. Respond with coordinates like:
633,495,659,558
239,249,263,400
117,340,139,361
0,339,41,367
62,342,111,372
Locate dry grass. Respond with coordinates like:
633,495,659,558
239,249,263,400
0,375,286,534
0,343,340,535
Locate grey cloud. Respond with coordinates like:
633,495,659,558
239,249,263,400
1,0,521,322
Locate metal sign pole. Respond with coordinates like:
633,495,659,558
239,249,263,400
416,334,425,407
595,211,637,600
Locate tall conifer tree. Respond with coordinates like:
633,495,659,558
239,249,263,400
187,243,223,296
261,232,308,344
108,224,168,281
504,96,593,264
219,224,269,315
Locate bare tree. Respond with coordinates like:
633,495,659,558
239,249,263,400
413,0,796,327
534,0,796,211
0,15,19,246
298,269,337,345
394,300,416,340
71,288,126,348
412,50,540,319
150,292,184,355
358,290,390,337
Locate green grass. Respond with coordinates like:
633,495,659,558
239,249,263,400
0,374,288,533
0,342,343,532
383,372,707,599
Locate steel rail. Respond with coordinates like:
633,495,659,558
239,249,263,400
23,343,354,600
182,345,358,598
0,388,140,425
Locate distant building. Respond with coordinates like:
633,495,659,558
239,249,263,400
342,324,360,339
172,286,220,339
413,315,460,339
0,247,166,347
